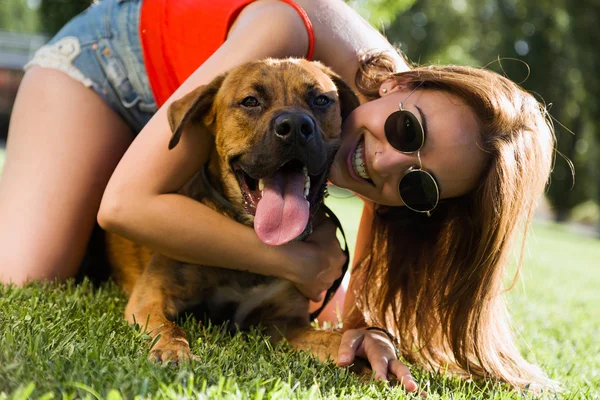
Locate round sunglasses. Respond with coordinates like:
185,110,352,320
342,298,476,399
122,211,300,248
383,87,439,215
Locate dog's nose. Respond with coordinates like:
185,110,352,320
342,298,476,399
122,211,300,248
274,112,315,141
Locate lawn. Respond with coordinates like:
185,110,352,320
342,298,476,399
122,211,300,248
0,188,599,399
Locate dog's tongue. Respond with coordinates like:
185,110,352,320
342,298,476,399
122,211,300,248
255,170,309,246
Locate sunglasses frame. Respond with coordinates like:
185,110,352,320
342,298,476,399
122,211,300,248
399,163,440,216
384,86,440,216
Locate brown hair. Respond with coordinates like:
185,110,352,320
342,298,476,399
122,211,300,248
354,52,556,389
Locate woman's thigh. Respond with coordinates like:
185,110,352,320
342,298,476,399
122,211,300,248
0,67,133,284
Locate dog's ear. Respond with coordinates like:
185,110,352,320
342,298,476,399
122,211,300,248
167,74,226,150
330,75,360,121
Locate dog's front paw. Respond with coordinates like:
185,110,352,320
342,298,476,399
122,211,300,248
147,324,200,366
149,336,199,366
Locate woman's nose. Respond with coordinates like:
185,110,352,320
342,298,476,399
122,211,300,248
371,145,417,178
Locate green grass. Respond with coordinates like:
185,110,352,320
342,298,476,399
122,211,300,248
0,190,598,399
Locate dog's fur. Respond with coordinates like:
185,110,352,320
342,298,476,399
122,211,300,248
106,59,362,366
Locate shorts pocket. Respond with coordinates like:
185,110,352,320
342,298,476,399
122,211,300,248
94,38,141,109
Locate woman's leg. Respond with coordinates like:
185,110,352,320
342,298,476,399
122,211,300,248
0,67,134,284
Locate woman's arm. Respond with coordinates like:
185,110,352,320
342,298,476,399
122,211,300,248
337,202,420,392
99,0,406,298
98,1,341,300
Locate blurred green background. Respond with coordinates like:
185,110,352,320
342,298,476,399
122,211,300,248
0,0,599,234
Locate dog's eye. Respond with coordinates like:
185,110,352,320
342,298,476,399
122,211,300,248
313,95,331,107
241,96,260,107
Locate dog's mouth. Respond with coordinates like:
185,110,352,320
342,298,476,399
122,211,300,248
233,159,328,246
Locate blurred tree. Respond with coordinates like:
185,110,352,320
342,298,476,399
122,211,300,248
347,0,417,28
564,0,600,226
0,0,40,33
385,0,599,222
39,0,92,36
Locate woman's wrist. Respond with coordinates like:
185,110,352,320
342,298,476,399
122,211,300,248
252,239,300,282
366,326,401,359
365,326,396,345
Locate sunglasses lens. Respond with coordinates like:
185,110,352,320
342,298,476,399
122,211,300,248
384,110,423,153
399,170,439,212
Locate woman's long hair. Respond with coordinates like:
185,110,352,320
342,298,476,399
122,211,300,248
353,52,556,389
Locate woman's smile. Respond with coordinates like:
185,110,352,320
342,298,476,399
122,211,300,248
348,133,374,184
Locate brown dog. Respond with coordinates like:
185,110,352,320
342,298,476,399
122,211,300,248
106,59,361,366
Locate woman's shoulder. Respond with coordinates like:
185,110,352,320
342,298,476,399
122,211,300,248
231,0,407,86
227,0,312,57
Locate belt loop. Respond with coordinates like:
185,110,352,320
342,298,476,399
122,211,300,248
102,0,114,38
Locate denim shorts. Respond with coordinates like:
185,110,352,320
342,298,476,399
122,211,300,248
25,0,157,133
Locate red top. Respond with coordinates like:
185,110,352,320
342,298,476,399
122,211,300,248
139,0,315,107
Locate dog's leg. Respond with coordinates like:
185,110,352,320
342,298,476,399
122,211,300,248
126,286,195,365
124,256,207,365
285,326,342,362
285,326,372,377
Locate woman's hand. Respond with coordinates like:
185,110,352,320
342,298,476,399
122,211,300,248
281,217,347,302
337,328,422,394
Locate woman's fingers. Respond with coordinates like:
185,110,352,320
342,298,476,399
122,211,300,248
337,329,426,396
388,359,420,393
365,339,423,394
295,284,324,302
290,218,346,301
360,331,396,381
337,329,365,365
306,219,346,284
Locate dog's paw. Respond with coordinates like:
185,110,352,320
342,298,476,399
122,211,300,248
148,338,199,366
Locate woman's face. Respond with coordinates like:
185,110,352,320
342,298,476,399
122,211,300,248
329,84,488,207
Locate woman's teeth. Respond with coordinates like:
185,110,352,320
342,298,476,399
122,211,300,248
352,139,371,180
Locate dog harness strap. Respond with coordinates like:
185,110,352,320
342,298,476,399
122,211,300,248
309,203,349,321
279,0,315,60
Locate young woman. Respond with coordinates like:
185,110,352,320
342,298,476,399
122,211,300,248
0,0,555,392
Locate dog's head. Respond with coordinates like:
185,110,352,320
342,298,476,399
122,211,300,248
167,58,359,245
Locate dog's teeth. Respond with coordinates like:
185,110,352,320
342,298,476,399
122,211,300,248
303,166,310,194
258,179,264,191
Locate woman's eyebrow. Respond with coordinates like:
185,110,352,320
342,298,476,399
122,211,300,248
414,104,428,139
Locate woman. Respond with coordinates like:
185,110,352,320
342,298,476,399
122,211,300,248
0,0,555,392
